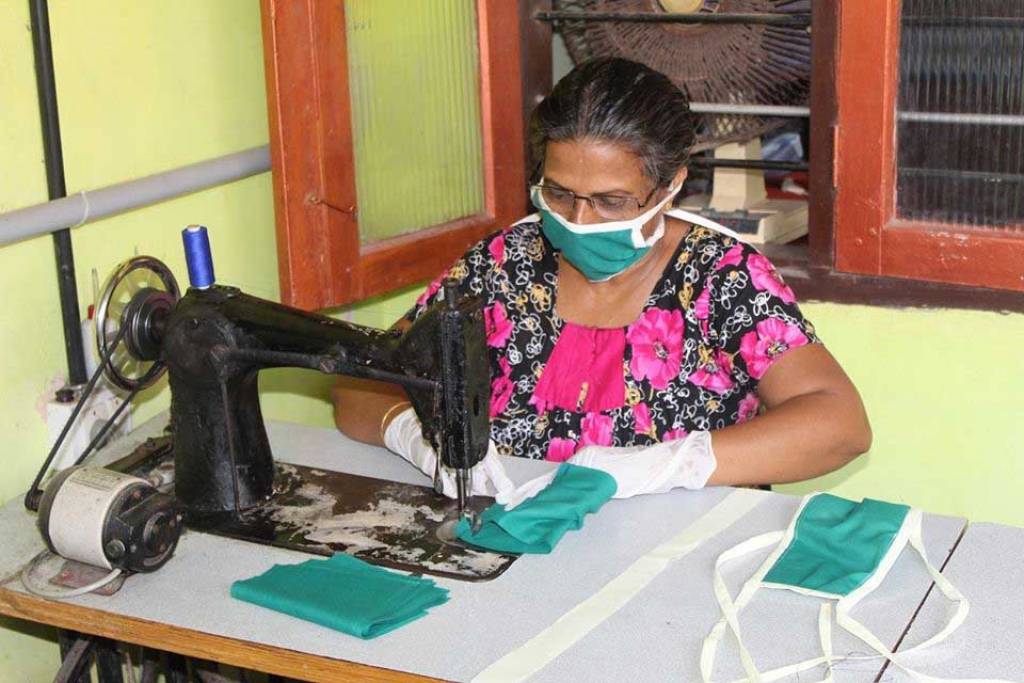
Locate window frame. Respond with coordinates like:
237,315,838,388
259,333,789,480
261,0,526,310
783,0,1024,311
829,0,1024,293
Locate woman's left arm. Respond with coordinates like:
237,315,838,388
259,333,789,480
707,343,872,486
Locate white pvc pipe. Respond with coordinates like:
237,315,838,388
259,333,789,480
0,145,271,247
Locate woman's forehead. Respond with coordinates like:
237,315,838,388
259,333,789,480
543,139,649,194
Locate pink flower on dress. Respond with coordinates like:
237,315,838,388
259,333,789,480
627,308,684,390
484,301,513,348
739,318,809,379
546,437,577,462
488,233,506,266
633,402,653,435
490,357,514,418
580,413,614,448
663,428,689,442
689,348,735,395
737,392,760,423
694,287,711,338
747,253,796,304
415,275,444,307
715,244,745,271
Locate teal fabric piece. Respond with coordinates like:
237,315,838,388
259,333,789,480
763,493,911,597
454,463,617,554
230,552,449,639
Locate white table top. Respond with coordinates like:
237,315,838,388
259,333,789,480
0,416,976,682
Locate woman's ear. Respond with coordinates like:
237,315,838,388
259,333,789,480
672,167,689,189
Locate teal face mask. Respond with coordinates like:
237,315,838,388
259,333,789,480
762,494,911,598
702,492,973,683
531,184,680,282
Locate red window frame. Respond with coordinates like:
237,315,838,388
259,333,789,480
832,0,1024,292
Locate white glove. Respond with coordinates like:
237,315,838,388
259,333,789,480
498,431,717,510
383,407,515,499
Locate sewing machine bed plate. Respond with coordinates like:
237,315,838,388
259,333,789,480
112,437,517,582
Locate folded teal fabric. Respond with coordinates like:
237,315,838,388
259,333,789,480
230,552,449,639
455,463,617,554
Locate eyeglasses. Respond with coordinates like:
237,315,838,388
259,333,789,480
530,181,661,221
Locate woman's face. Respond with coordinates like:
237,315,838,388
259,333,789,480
541,138,684,232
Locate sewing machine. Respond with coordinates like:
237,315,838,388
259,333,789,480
27,226,515,586
163,252,489,522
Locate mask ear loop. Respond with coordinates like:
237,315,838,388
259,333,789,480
833,510,994,683
629,183,682,248
700,530,782,683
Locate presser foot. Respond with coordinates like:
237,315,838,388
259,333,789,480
433,507,482,546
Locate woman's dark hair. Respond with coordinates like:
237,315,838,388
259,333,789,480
529,57,696,187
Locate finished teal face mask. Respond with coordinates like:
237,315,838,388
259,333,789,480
701,492,982,683
531,184,680,282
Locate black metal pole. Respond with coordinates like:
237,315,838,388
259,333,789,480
28,9,94,677
690,158,809,172
29,0,88,386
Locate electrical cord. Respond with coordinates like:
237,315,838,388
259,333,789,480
20,548,122,600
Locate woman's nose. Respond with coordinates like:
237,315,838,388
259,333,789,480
569,197,596,224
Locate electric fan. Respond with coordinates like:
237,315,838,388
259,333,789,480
551,0,812,243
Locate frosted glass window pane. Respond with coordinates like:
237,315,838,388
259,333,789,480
346,0,485,244
897,1,1024,229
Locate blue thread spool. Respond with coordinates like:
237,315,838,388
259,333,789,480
182,225,215,289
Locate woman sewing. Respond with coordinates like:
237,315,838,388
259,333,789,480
333,58,871,498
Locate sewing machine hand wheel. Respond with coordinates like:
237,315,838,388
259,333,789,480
95,256,180,391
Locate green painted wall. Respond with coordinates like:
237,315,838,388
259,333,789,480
779,304,1024,525
1,2,1021,681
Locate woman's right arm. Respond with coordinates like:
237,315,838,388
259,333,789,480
331,376,410,447
332,319,413,447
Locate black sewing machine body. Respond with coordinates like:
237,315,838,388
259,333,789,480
161,282,491,524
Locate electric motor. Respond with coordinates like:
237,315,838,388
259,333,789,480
37,466,181,573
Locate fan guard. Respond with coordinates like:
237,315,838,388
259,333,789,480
554,0,811,150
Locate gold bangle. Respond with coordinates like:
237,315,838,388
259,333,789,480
380,401,412,443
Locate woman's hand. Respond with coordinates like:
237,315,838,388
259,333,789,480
498,431,716,510
383,406,514,499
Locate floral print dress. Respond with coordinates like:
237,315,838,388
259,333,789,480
404,219,819,461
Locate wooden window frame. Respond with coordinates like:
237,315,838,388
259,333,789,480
261,0,526,310
830,0,1024,292
521,0,1024,313
790,0,1024,311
